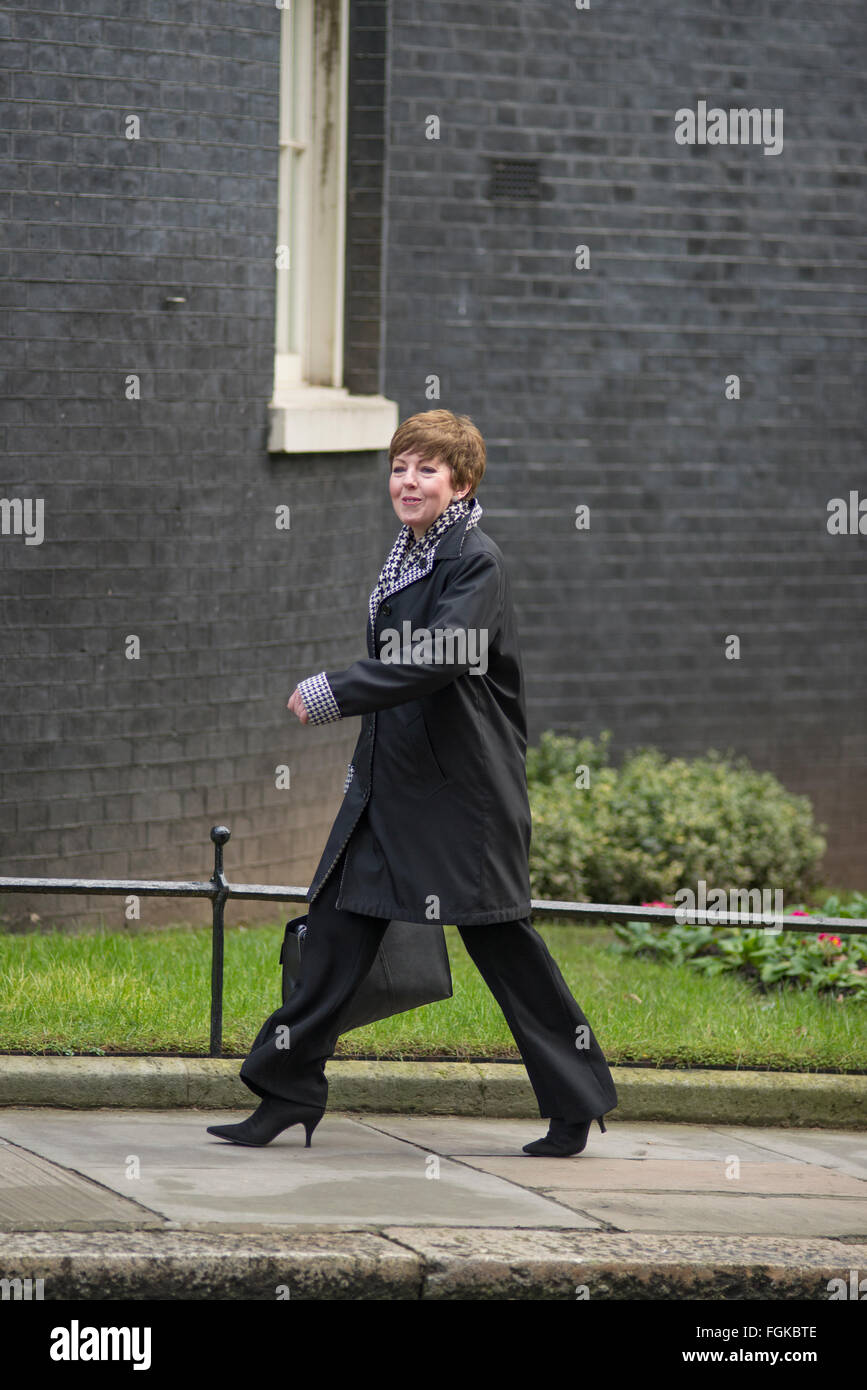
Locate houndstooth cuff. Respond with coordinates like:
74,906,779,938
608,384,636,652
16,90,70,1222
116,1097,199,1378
297,672,342,726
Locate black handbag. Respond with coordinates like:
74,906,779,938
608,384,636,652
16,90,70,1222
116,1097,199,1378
279,912,453,1034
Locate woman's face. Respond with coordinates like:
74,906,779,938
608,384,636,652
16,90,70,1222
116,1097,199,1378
389,451,469,539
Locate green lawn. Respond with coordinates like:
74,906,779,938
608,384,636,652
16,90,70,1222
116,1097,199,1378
1,920,863,1072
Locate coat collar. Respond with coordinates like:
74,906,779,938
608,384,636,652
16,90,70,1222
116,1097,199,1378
369,497,483,633
383,497,482,593
428,497,482,561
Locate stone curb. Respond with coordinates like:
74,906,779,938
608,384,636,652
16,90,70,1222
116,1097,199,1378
1,1229,865,1300
0,1057,865,1128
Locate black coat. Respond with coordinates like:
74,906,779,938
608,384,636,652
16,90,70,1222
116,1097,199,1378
306,510,533,926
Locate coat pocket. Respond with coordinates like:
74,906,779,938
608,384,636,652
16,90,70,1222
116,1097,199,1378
387,707,448,796
392,699,422,726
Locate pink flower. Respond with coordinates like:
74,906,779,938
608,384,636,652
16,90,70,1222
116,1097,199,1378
641,900,672,909
818,933,843,947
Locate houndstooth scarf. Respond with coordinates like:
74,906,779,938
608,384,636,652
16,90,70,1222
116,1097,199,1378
339,496,483,792
367,495,483,636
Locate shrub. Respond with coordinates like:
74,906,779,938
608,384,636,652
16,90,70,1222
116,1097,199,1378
527,730,827,905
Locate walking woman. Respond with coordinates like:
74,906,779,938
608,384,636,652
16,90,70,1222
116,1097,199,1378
208,410,618,1157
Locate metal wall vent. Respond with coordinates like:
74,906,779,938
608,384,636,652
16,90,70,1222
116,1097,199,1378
488,158,542,201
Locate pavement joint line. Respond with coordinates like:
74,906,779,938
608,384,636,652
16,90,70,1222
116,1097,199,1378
388,1130,619,1225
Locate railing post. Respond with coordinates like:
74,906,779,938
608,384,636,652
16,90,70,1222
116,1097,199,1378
209,825,231,1058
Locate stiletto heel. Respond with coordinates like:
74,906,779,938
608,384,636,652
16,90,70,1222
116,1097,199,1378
207,1094,324,1148
597,1116,607,1134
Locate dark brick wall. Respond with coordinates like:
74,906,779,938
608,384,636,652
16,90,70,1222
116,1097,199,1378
0,0,392,926
2,0,865,930
381,0,867,888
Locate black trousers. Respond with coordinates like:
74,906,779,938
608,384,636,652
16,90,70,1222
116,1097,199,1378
240,841,618,1123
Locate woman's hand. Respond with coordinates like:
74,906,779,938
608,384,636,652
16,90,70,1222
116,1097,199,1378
287,687,310,724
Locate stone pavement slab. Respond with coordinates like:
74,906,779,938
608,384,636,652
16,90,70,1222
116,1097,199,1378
2,1107,867,1299
0,1109,595,1230
1,1109,866,1240
539,1192,867,1237
359,1114,867,1168
707,1125,867,1178
0,1137,163,1232
363,1115,867,1239
471,1159,867,1194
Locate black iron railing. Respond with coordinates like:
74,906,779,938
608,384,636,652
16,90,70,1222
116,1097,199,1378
0,827,305,1057
1,824,864,1056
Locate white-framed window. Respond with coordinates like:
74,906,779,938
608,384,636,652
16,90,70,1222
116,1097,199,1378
269,0,397,453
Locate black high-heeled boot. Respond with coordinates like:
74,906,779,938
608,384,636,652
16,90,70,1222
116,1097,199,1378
207,1094,324,1148
522,1113,607,1157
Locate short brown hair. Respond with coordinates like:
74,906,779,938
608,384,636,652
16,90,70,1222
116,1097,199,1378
388,409,486,500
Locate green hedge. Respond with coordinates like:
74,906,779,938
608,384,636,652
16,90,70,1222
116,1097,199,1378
527,730,827,904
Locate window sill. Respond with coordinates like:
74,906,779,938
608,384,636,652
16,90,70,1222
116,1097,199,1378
268,386,399,454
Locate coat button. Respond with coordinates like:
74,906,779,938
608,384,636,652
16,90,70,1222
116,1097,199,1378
381,603,391,615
